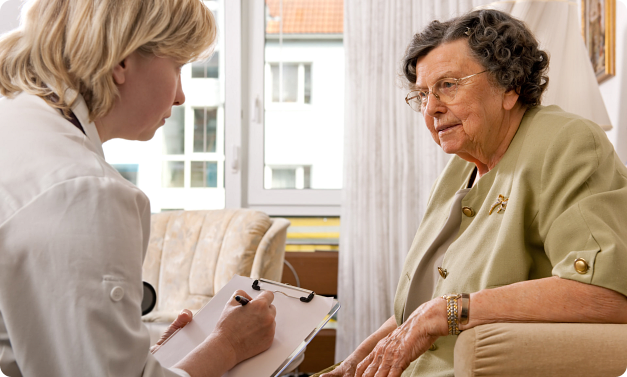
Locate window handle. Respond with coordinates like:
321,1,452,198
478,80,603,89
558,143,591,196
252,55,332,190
252,96,261,124
231,144,240,173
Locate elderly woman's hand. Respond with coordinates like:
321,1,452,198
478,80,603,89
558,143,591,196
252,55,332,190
355,298,448,377
150,309,193,354
319,356,361,377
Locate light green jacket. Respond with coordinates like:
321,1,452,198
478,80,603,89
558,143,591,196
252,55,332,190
394,105,627,377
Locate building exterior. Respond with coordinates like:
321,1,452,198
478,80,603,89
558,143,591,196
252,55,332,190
264,0,344,190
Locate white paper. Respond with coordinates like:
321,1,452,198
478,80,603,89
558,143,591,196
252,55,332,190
153,275,335,377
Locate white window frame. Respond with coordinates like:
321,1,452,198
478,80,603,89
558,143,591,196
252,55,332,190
232,0,341,216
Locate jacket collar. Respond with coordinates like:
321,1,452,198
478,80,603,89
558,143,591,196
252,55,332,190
69,92,105,159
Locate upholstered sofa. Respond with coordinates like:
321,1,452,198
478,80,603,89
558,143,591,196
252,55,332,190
454,323,627,376
141,209,290,344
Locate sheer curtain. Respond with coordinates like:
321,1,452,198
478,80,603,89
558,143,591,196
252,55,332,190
338,0,495,361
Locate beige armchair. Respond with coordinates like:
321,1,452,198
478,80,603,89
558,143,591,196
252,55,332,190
454,323,627,376
141,209,290,344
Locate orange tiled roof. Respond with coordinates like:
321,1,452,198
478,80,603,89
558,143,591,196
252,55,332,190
265,0,343,34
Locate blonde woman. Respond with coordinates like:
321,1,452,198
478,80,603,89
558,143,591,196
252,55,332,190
0,1,275,376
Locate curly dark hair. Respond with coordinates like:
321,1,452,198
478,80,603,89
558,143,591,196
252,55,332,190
401,9,549,108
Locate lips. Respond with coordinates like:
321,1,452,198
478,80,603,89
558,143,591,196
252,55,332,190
436,123,461,133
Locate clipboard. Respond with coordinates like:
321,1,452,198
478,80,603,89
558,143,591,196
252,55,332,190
153,275,340,377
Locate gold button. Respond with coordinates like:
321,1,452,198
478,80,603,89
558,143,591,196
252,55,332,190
438,267,448,279
462,207,475,217
429,343,437,351
574,258,589,274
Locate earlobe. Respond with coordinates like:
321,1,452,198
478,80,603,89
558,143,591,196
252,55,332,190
112,59,127,85
502,89,520,111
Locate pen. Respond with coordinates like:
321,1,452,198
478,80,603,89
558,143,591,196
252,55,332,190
234,295,250,306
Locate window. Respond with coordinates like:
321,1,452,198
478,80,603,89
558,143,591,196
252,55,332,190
162,106,185,155
268,62,311,104
193,107,218,153
112,164,139,185
192,51,220,79
162,161,184,188
243,0,343,215
191,161,218,187
265,165,311,189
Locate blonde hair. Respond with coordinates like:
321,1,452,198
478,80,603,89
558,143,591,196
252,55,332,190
0,0,216,121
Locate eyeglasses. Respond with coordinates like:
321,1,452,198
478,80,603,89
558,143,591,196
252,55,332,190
405,70,488,113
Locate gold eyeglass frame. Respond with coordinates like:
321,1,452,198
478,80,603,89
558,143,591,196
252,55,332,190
405,70,488,113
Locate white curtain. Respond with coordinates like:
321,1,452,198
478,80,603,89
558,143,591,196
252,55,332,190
338,0,496,361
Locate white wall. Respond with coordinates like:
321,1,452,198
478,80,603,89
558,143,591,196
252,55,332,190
602,0,627,162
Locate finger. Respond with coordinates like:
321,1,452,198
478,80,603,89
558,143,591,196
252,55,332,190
373,363,392,377
355,353,374,377
156,309,193,346
363,355,384,377
171,309,193,328
233,289,253,300
255,290,275,305
387,366,404,377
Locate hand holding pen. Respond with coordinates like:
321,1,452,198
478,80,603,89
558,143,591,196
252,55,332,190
211,289,276,365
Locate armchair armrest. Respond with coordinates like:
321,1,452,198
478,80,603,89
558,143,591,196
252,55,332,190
454,323,627,377
250,217,290,282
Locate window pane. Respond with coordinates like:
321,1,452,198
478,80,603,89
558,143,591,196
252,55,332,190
112,164,139,185
303,165,311,188
304,64,312,104
193,108,217,153
270,63,298,103
264,0,344,190
162,106,185,155
191,161,218,187
191,51,220,79
163,161,184,188
191,61,206,78
271,64,281,102
206,51,219,78
272,168,296,189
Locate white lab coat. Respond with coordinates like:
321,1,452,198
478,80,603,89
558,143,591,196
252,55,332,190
0,92,189,377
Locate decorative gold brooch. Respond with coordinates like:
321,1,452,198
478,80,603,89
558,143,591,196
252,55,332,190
489,194,509,215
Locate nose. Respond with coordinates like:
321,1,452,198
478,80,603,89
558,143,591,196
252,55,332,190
424,91,444,117
174,75,185,106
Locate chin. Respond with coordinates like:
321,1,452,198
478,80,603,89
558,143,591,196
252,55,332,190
137,132,157,142
136,125,161,141
440,144,461,155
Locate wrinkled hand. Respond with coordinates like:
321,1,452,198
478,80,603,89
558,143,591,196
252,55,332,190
150,309,193,354
320,359,360,377
355,299,448,377
214,290,277,364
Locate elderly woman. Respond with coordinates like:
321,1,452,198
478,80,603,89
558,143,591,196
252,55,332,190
0,1,275,377
321,9,627,377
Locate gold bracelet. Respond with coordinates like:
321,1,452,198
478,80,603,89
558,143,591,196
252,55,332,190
460,293,470,325
442,294,461,335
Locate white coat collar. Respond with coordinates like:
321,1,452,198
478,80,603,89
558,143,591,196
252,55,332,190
69,92,105,159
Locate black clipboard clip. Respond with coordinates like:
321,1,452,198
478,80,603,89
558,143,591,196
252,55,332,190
252,278,315,303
